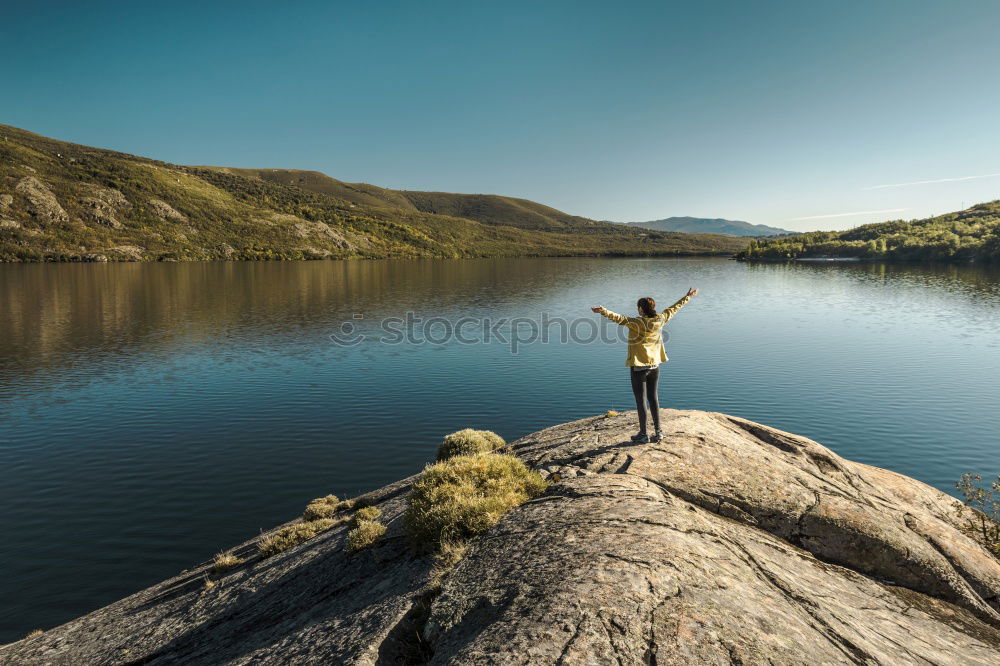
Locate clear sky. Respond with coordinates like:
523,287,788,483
5,0,1000,231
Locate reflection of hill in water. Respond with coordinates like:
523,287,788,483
745,260,1000,295
0,259,603,382
3,259,999,389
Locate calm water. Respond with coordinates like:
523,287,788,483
1,257,999,640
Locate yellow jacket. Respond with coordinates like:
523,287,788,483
598,294,692,367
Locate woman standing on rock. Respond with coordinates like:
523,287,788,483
591,287,698,443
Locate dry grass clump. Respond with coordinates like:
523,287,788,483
202,579,216,591
436,428,506,461
303,494,346,521
347,520,387,552
605,410,619,417
258,518,336,558
429,539,471,589
352,506,382,525
24,629,44,639
405,454,547,548
211,551,243,573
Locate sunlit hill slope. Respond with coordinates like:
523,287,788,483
0,125,746,262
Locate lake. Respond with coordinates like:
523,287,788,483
2,257,999,641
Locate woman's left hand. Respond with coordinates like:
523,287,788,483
591,306,603,313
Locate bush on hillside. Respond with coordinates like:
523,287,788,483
436,428,506,461
405,454,547,549
347,520,386,552
258,519,337,558
955,473,1000,557
303,494,344,521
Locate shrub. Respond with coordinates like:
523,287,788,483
955,473,1000,556
303,494,342,521
347,520,386,552
405,454,547,548
258,518,336,558
211,552,243,573
24,629,43,639
436,429,506,461
352,506,382,525
605,410,619,417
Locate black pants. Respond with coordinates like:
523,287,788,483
630,367,660,433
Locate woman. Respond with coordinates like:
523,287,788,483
591,287,698,443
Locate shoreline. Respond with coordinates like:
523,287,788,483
0,250,741,264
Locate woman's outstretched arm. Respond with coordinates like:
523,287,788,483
591,305,629,325
660,287,698,323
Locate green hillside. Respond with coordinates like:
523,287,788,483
397,191,592,230
736,201,1000,263
214,169,604,229
211,168,418,211
0,124,745,262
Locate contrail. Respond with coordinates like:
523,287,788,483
864,173,1000,190
790,208,909,221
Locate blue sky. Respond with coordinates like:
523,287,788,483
5,0,1000,231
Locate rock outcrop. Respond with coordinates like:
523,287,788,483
14,176,67,224
79,185,132,229
3,410,999,665
147,198,186,222
291,219,354,249
104,245,145,261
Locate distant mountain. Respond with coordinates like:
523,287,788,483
0,125,748,262
622,217,793,237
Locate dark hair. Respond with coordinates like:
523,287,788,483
637,297,656,318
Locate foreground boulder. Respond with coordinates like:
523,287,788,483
3,410,999,665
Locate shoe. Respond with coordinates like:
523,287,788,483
650,431,662,443
631,433,650,444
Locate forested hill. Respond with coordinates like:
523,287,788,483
736,201,1000,263
0,125,745,262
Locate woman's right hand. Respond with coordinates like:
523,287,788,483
591,306,603,313
687,288,699,298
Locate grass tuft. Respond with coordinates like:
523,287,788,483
303,494,342,521
24,629,44,639
405,453,547,548
352,506,382,525
437,428,506,461
258,518,337,558
211,551,243,573
347,520,387,552
202,579,216,591
429,538,471,590
605,410,619,417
